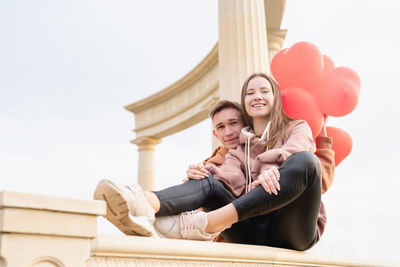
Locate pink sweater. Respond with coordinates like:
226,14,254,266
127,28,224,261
205,120,315,197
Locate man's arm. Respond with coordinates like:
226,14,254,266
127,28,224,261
315,115,335,194
184,162,208,182
183,146,226,182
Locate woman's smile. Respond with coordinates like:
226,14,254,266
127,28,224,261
251,103,267,108
244,76,274,119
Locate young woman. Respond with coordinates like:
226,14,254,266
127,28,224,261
95,73,325,250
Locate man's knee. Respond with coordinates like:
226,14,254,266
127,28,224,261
203,175,221,190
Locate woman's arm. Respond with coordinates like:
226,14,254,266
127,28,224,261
257,120,316,174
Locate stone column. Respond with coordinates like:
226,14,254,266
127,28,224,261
0,190,105,267
132,136,161,191
218,0,270,102
267,28,287,62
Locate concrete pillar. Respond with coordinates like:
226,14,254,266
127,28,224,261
218,0,270,102
0,190,105,267
132,136,162,191
267,28,287,62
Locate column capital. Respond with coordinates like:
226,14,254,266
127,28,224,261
267,28,287,60
131,136,162,151
131,137,161,191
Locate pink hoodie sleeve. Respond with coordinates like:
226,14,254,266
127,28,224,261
204,147,247,197
257,121,316,174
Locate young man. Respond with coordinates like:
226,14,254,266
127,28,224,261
94,100,334,241
185,100,246,181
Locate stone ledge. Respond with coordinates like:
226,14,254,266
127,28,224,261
0,190,105,216
91,234,382,267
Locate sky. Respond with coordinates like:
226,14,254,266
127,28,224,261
1,0,399,265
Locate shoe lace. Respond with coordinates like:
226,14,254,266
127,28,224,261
180,210,201,232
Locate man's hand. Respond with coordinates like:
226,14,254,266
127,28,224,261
183,162,209,182
251,167,280,195
317,114,328,138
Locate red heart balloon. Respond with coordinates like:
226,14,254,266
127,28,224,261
271,42,324,92
322,55,335,76
314,67,361,117
326,126,353,166
271,48,288,89
281,87,324,138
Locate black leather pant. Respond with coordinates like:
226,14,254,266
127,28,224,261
154,151,322,251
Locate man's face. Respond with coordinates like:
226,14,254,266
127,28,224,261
212,108,244,149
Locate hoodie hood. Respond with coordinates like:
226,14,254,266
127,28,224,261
239,122,271,145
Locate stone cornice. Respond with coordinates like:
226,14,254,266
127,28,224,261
125,43,219,140
125,43,218,114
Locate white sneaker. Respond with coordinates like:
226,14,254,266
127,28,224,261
154,210,221,241
94,179,157,237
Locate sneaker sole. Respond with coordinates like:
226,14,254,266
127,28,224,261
94,179,154,237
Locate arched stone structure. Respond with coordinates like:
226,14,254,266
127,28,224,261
125,0,287,190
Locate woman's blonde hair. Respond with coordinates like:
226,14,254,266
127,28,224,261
240,73,294,149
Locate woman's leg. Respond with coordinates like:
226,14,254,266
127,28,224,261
219,214,275,245
233,151,321,220
151,177,238,240
204,151,322,249
267,196,321,250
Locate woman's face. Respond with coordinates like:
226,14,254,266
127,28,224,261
244,76,274,120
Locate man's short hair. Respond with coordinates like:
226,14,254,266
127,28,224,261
209,99,245,123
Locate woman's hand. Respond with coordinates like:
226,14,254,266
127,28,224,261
251,167,280,195
183,162,209,182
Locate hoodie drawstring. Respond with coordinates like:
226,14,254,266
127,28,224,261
246,135,252,193
242,122,271,194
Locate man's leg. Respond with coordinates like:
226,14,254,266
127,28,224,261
154,176,236,216
94,176,235,237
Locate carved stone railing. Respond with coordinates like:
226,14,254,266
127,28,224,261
89,234,380,267
0,190,385,267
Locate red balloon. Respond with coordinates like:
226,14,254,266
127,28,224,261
326,126,353,166
281,87,324,138
271,48,288,89
271,42,324,92
314,67,361,117
322,55,335,76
